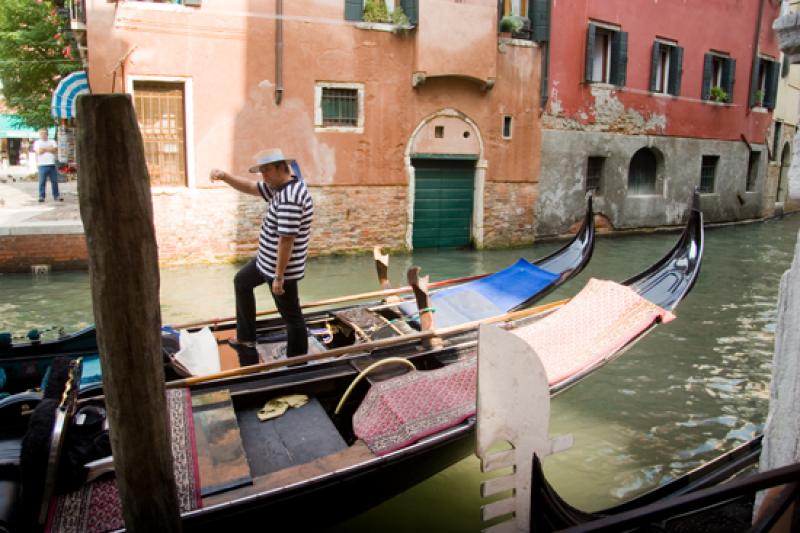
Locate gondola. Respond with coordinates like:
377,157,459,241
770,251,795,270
530,432,800,532
530,435,763,531
0,195,702,532
0,197,595,395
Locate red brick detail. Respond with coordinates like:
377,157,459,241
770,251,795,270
483,181,538,247
0,234,88,272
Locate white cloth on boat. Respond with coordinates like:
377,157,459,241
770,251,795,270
174,327,221,376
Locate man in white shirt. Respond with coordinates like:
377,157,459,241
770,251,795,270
33,128,61,202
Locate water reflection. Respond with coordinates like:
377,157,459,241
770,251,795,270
1,214,799,529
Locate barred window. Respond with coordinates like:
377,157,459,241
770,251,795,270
321,88,358,127
586,156,604,194
315,82,364,132
746,151,760,192
699,155,718,194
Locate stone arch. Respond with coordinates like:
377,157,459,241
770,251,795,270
777,141,791,203
405,109,486,248
627,146,664,195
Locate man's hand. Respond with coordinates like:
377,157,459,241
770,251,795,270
272,277,285,296
209,168,227,182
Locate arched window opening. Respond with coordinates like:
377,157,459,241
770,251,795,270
628,148,658,194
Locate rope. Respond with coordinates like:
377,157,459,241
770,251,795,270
363,307,437,335
3,325,66,342
334,357,416,415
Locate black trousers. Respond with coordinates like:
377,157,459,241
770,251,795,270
234,258,308,357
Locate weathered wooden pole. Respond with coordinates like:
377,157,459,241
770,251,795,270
77,94,181,532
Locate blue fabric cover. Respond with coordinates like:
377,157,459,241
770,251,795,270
79,355,103,387
400,258,559,328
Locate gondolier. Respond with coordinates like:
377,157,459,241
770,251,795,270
210,148,314,365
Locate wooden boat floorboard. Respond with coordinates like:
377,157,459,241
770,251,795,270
201,440,375,507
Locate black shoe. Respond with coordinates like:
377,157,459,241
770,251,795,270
57,197,64,202
230,341,260,367
38,198,44,203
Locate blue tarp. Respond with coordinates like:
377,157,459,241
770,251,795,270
400,258,560,328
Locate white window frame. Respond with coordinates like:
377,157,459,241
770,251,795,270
126,74,195,189
314,82,365,134
592,29,613,83
654,38,677,95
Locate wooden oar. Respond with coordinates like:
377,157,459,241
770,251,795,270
171,271,491,330
166,297,570,389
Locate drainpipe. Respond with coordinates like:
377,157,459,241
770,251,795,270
538,0,552,112
275,0,284,105
748,0,766,114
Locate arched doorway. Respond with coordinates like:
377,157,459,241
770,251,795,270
777,142,791,203
628,148,659,195
407,110,483,249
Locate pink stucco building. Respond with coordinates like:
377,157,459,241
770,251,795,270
74,0,546,264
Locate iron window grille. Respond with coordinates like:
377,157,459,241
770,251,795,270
699,155,719,193
321,88,358,127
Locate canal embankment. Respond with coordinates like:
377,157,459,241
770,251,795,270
0,171,85,273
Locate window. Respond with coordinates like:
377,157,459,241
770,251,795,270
699,155,719,193
650,40,683,96
585,23,627,86
435,126,444,139
751,57,780,109
628,148,657,194
501,0,527,17
132,81,187,187
746,151,760,192
586,156,604,195
772,121,783,162
344,0,417,25
314,82,364,132
702,53,735,103
502,115,512,139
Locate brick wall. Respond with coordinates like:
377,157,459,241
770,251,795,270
0,234,87,272
151,185,409,265
1,182,541,272
482,181,538,247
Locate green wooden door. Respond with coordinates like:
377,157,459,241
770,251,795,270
412,158,475,248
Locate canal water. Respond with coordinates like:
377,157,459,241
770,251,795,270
2,213,800,531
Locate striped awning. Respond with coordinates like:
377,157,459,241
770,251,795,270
51,70,90,119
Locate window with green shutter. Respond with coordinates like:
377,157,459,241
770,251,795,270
702,53,733,103
585,22,626,86
530,0,550,42
649,40,682,96
345,0,417,25
752,58,780,109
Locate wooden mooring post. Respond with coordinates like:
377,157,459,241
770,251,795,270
77,94,181,531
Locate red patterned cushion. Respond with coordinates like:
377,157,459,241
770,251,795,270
353,358,476,455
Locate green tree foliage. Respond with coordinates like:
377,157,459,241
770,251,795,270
0,0,80,128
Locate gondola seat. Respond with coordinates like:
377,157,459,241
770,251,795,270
352,357,477,455
398,259,560,329
0,436,21,532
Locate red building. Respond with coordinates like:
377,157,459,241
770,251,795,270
535,0,784,235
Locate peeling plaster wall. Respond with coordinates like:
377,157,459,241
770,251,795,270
536,130,766,235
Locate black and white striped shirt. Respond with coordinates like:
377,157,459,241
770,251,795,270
255,177,313,281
